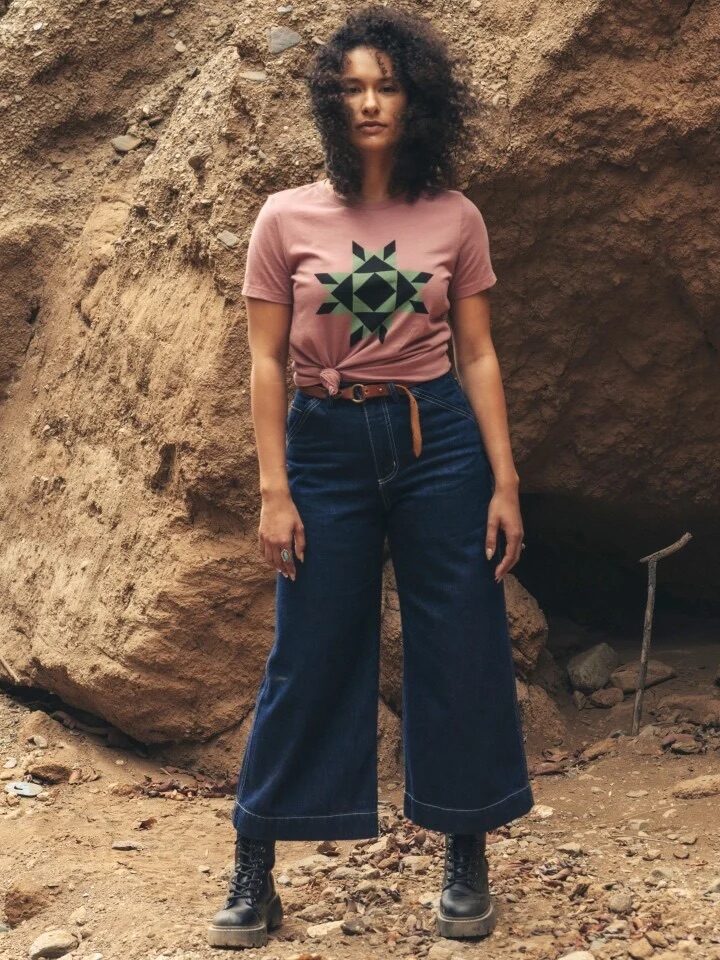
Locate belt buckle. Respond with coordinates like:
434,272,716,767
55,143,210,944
350,383,367,403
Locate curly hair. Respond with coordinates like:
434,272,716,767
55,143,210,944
306,5,477,207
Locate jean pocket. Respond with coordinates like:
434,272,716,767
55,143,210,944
409,383,477,423
286,396,321,444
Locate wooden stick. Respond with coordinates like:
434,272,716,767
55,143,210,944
632,532,693,735
0,652,22,685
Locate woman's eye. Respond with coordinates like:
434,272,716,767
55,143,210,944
342,85,398,94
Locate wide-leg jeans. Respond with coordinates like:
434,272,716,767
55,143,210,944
232,370,535,840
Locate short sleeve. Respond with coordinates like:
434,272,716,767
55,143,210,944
240,194,293,304
448,196,497,300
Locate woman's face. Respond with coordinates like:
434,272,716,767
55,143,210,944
340,46,407,155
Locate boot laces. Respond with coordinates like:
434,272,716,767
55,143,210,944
228,837,271,902
444,833,485,889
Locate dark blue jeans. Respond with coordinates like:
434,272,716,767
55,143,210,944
232,370,534,840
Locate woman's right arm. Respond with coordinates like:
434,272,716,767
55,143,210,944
245,295,305,582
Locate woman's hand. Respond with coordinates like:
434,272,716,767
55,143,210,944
258,489,306,581
485,483,524,583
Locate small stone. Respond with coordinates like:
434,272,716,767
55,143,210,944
217,230,239,249
610,659,676,693
581,736,617,761
111,134,142,153
268,25,302,53
427,944,457,960
400,854,432,873
608,891,634,913
306,919,344,937
627,936,654,958
68,905,88,925
28,928,80,959
364,836,389,854
26,760,72,784
590,686,624,708
672,774,720,799
188,147,211,171
238,69,267,81
111,839,143,850
557,842,584,856
340,915,365,934
670,734,702,754
567,642,619,693
646,866,674,885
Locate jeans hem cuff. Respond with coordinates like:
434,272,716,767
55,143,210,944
403,784,535,834
232,799,380,840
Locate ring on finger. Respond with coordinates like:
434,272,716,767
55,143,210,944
280,547,291,563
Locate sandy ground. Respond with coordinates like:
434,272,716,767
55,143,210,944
1,622,719,960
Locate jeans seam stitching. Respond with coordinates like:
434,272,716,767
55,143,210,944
363,403,395,493
379,399,399,484
235,672,270,804
410,387,476,422
234,799,376,820
286,397,320,444
404,784,531,813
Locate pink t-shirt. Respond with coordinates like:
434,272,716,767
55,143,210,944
241,179,497,395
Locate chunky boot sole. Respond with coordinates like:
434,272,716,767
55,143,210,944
206,893,283,949
436,897,497,939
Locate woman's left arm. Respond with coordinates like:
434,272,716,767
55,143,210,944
449,290,523,582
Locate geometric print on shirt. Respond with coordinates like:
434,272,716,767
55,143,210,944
314,240,433,346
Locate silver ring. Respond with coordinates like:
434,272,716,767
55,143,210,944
280,547,291,563
521,542,526,550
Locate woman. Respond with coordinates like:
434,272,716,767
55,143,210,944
208,5,534,950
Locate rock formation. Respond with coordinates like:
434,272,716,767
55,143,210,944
1,0,715,771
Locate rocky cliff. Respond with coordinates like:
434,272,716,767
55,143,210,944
0,0,715,765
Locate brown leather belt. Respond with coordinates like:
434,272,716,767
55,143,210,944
298,381,422,457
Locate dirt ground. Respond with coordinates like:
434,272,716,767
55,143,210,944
1,617,719,960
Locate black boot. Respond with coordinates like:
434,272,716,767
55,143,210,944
436,831,497,939
207,833,283,948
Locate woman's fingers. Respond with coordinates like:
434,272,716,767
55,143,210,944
273,541,296,581
294,520,306,564
258,521,304,580
485,512,499,560
494,524,524,581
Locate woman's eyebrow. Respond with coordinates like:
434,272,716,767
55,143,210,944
341,75,397,82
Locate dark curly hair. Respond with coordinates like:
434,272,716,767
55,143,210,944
306,5,476,207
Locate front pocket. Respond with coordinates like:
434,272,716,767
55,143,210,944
286,397,321,444
409,385,477,423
